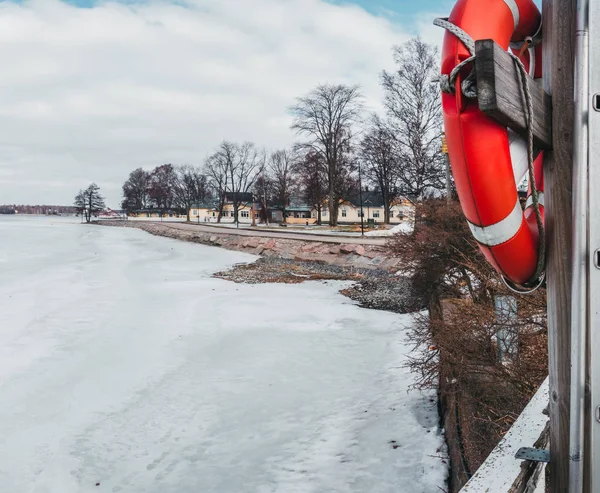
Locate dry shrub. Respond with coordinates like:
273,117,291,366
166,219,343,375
389,199,548,476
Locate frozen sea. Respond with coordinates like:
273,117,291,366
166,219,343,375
0,216,446,493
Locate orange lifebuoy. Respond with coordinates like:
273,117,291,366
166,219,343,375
440,0,544,286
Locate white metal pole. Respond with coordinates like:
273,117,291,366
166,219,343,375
569,0,590,489
587,0,600,489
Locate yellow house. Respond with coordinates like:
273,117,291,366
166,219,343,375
190,203,218,222
315,193,415,224
189,200,257,224
128,209,185,219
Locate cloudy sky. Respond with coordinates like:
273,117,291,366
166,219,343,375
0,0,454,207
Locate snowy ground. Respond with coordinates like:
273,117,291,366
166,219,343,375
0,216,446,493
365,222,414,237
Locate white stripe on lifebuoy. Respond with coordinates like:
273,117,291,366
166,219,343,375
503,0,520,30
528,46,536,77
508,130,529,184
525,192,544,209
467,198,523,247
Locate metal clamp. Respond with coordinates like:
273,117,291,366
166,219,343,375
515,447,550,463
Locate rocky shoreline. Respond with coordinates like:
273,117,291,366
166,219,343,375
97,220,419,314
215,257,421,314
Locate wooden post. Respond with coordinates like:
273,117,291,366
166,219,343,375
543,0,576,489
475,39,553,150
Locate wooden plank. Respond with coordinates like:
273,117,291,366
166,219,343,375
543,0,576,490
475,39,552,150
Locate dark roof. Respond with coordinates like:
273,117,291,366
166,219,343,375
224,192,253,203
345,191,385,208
343,190,412,208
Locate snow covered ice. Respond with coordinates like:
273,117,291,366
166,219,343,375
0,216,446,493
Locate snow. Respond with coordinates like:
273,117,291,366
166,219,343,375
365,222,414,237
0,215,447,493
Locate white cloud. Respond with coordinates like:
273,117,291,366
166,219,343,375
0,0,440,207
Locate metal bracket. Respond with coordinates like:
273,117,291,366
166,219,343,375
515,447,551,463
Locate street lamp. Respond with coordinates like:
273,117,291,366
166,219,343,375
358,160,365,236
364,198,372,228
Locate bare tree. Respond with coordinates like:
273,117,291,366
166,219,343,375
381,38,445,200
173,165,210,221
229,142,263,224
360,114,399,223
290,84,363,226
207,141,262,225
148,164,177,216
205,154,229,222
295,151,327,225
253,165,273,224
74,183,105,223
269,149,294,223
121,168,150,213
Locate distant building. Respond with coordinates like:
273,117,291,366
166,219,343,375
317,192,415,225
128,209,185,219
190,193,258,224
269,200,316,225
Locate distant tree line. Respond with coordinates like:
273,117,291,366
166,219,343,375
0,204,78,215
115,37,445,226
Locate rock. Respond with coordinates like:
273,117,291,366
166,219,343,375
264,240,276,250
340,244,355,254
351,256,372,267
329,246,341,254
209,236,217,242
363,249,379,259
381,258,400,270
255,246,265,255
371,256,385,266
355,245,366,256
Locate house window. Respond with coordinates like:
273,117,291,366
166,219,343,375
231,211,235,217
193,210,198,216
212,212,216,217
390,211,394,218
373,211,380,218
341,209,347,218
271,211,278,219
323,210,328,216
241,211,249,218
358,211,364,218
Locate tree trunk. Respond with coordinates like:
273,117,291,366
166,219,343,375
217,196,224,223
330,202,339,226
383,191,390,224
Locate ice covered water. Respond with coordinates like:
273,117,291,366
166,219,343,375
0,216,446,493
